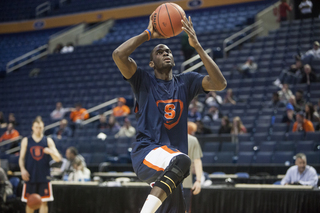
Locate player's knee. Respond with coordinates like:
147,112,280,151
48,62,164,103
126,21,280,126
154,154,191,196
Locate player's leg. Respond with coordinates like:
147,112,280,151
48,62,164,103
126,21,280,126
39,202,48,213
140,154,191,213
22,183,35,213
26,205,35,213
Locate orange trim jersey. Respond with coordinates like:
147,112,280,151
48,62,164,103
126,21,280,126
126,68,206,175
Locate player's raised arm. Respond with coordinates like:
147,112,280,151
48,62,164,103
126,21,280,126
112,13,165,79
182,16,227,92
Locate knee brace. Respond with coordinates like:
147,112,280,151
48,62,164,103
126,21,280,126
154,154,191,196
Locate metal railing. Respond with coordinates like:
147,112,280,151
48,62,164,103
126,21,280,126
180,48,212,73
36,1,51,17
6,44,48,73
0,136,23,148
223,20,263,58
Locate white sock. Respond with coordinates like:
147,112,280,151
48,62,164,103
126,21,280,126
140,194,162,213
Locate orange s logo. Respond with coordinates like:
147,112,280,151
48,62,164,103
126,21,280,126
156,99,183,130
30,146,44,161
164,104,176,119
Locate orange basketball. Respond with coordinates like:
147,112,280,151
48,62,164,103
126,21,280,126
27,193,42,210
152,2,186,38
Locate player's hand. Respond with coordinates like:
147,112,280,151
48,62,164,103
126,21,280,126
192,181,201,195
21,169,30,181
43,147,52,155
147,13,166,39
181,16,200,49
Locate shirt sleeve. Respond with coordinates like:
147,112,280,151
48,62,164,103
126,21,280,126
182,72,206,100
299,167,318,187
126,68,148,94
281,167,293,185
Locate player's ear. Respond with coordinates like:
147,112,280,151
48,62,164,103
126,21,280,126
149,61,154,68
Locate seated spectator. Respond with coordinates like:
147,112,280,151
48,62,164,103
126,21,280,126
236,56,258,78
53,43,63,54
205,91,222,107
305,103,320,122
50,102,72,121
60,42,74,54
0,111,7,128
52,119,72,140
115,118,136,138
0,167,13,204
189,98,204,113
97,113,108,129
218,116,232,135
113,97,130,117
63,147,86,176
203,104,223,122
231,116,247,135
0,123,19,142
188,106,202,122
68,156,91,182
294,90,306,112
282,103,296,130
267,92,285,109
278,83,293,103
278,0,292,22
195,120,212,135
223,89,236,105
300,64,317,84
7,113,18,126
70,103,89,123
300,41,320,64
105,115,120,132
292,111,314,132
281,153,318,187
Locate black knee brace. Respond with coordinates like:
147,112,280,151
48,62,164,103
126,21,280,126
154,154,191,196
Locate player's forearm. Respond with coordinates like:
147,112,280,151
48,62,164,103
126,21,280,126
113,31,149,59
195,45,227,90
19,157,26,171
50,150,61,162
193,159,203,182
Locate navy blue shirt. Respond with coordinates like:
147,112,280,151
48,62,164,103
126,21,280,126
25,136,51,183
127,68,206,170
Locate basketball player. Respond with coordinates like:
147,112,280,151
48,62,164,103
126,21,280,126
19,118,61,213
112,14,226,213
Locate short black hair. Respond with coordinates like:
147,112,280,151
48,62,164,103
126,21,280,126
68,146,78,155
150,49,154,61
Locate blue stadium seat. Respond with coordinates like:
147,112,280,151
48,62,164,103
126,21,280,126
202,152,215,164
235,172,249,178
259,141,276,152
272,151,294,164
203,142,220,152
238,142,255,152
255,152,273,164
296,141,314,152
238,134,252,142
220,143,237,153
304,152,320,164
214,152,234,164
276,141,295,152
237,152,254,164
91,153,107,164
305,132,320,141
81,153,92,164
286,132,305,141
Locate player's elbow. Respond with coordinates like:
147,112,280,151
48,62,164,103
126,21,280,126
215,80,227,91
112,48,123,61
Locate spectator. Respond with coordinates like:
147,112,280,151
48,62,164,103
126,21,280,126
188,106,202,122
189,98,204,113
115,118,136,138
299,0,313,19
63,147,86,176
218,116,232,135
7,113,17,126
181,32,195,70
294,90,306,112
195,120,212,135
279,0,292,21
223,88,236,105
292,111,315,132
97,113,108,129
0,111,6,128
282,103,296,132
300,64,317,84
52,119,72,140
113,97,130,117
70,103,89,123
105,115,121,132
231,116,247,135
301,41,320,64
50,102,72,121
203,104,223,122
305,102,320,122
281,153,318,187
68,156,91,182
278,83,293,103
0,123,19,142
53,43,63,54
0,167,13,204
205,91,222,107
267,92,285,109
60,42,74,54
236,56,258,78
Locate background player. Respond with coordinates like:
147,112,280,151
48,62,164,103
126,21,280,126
19,117,61,213
113,14,226,213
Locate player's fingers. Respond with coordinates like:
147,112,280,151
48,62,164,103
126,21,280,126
189,16,193,26
182,27,193,36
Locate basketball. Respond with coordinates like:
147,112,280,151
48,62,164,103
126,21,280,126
152,2,186,38
27,193,42,210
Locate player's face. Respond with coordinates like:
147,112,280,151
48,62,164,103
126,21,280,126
295,157,306,173
32,122,44,136
150,44,175,71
